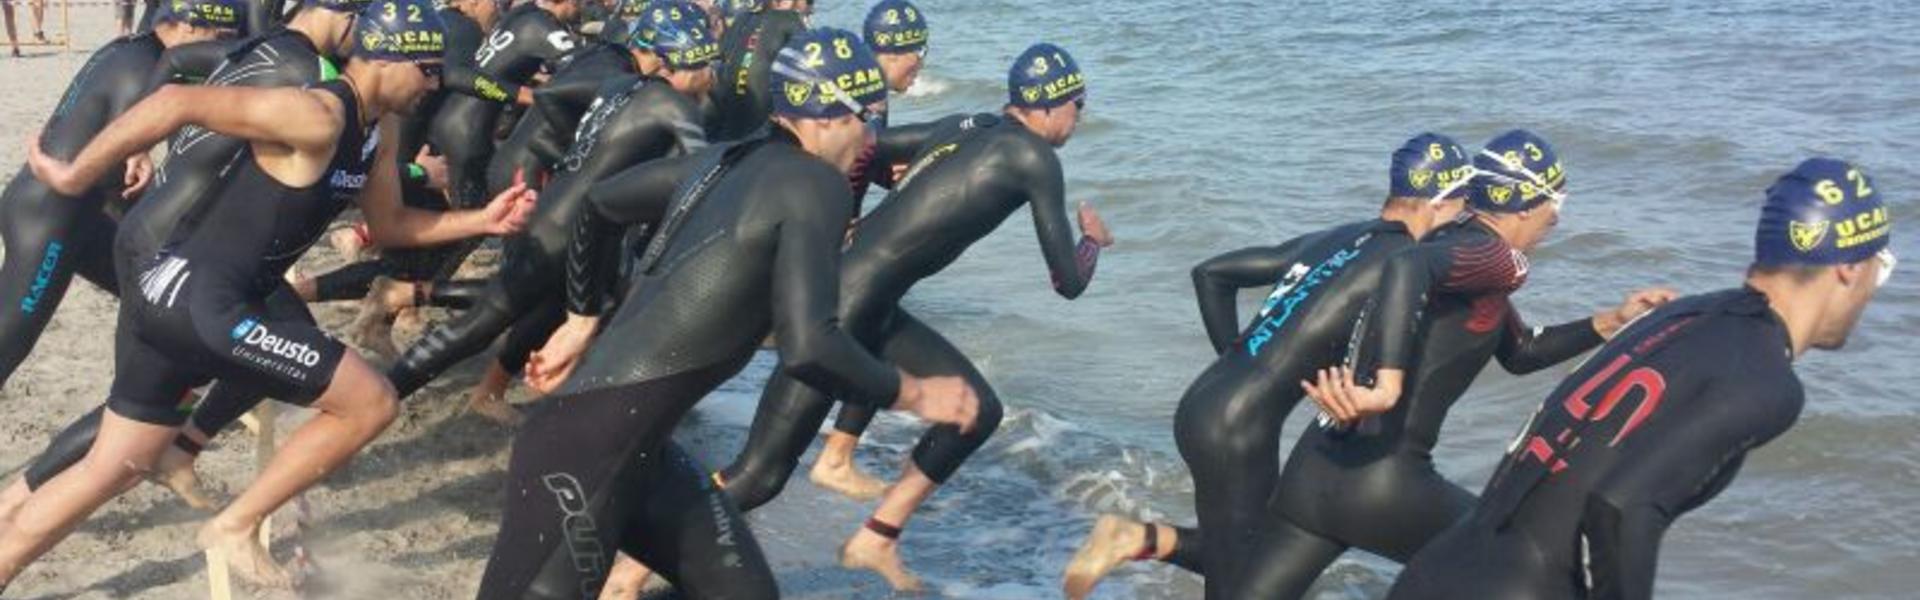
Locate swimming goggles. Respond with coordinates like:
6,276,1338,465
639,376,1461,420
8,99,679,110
1477,149,1567,210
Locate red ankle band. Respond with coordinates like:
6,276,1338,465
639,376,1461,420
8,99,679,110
865,518,903,540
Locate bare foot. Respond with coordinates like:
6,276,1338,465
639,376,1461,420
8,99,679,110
809,455,887,501
1063,515,1148,600
840,528,921,592
153,448,218,510
598,553,653,600
467,391,523,426
348,294,398,359
199,518,292,589
328,226,368,261
391,306,429,345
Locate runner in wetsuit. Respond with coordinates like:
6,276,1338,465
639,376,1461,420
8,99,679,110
0,0,376,516
0,2,532,589
386,0,716,424
0,0,241,391
1225,130,1671,600
476,29,979,599
1388,158,1895,600
432,0,579,212
708,0,807,140
709,42,1106,592
1058,134,1477,599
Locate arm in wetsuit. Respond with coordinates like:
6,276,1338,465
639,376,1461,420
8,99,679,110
1191,238,1309,353
529,66,622,164
767,162,905,408
1493,307,1605,374
998,134,1101,299
141,39,232,92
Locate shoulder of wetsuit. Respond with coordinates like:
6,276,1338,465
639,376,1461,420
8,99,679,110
632,81,704,123
979,125,1062,180
440,9,484,42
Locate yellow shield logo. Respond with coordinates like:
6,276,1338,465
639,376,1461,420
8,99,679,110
876,32,890,46
362,32,384,52
1409,168,1433,190
1488,185,1514,205
1790,220,1830,252
784,82,812,107
1022,87,1042,104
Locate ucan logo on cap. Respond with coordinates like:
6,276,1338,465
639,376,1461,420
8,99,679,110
1757,158,1892,266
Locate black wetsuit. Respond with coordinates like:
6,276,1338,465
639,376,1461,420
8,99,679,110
107,79,375,425
21,29,337,488
430,2,576,211
714,114,1104,510
1387,288,1803,600
485,39,630,200
1147,219,1418,591
708,8,804,141
1232,215,1603,599
0,33,166,389
387,74,706,398
476,130,901,599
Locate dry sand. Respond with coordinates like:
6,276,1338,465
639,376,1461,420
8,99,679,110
0,8,908,599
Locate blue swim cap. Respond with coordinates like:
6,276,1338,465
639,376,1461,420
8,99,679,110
310,0,374,13
615,0,650,21
1389,133,1474,202
1755,158,1893,267
863,0,927,54
1469,129,1567,213
630,1,719,69
771,27,888,120
353,0,448,63
1008,43,1085,109
153,0,245,31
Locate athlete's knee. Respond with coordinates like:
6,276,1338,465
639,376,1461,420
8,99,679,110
717,456,797,512
967,389,1005,442
322,357,400,430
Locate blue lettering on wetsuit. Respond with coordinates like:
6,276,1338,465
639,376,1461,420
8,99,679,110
1244,246,1362,356
20,241,65,314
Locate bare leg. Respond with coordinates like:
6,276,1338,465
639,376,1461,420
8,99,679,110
0,411,174,586
1064,516,1178,599
839,463,938,591
0,478,29,537
809,431,886,500
347,279,400,358
597,552,653,600
28,0,43,41
465,360,522,426
5,4,21,57
198,354,398,588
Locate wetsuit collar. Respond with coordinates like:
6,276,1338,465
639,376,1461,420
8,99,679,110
1738,285,1799,361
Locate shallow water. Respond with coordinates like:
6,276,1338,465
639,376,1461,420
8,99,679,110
708,1,1920,597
